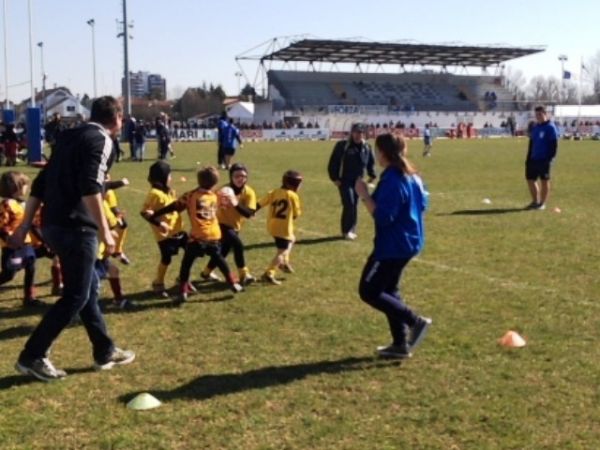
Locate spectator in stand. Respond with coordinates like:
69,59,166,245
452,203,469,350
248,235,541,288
327,123,376,240
524,106,558,211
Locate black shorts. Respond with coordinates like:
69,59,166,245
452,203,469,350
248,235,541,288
526,160,551,181
274,237,292,250
158,232,187,261
223,147,236,156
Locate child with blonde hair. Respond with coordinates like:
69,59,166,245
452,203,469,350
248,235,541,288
0,171,43,307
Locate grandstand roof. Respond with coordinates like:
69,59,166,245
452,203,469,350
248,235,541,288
261,39,544,67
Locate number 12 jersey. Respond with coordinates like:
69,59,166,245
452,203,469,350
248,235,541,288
258,188,301,240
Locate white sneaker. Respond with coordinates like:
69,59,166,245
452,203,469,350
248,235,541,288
200,272,222,282
344,232,358,240
94,348,136,371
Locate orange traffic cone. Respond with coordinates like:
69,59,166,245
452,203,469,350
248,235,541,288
498,330,526,348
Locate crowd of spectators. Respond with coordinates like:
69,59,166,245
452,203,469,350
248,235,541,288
484,91,498,109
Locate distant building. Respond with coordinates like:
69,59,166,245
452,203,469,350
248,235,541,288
123,71,167,100
16,87,90,122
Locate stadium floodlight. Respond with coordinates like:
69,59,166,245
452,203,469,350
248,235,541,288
37,41,46,120
87,18,97,97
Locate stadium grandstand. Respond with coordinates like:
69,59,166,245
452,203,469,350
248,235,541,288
235,38,545,134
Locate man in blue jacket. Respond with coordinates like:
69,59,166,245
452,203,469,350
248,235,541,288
525,106,558,210
222,118,242,170
327,123,376,240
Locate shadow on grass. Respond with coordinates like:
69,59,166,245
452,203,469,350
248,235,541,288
296,236,344,246
0,366,97,390
245,235,342,251
120,356,402,403
441,208,526,216
0,304,51,320
0,324,35,341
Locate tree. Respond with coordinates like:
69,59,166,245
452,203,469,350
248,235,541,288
526,76,561,103
504,67,527,101
240,83,257,98
172,84,229,120
582,50,600,103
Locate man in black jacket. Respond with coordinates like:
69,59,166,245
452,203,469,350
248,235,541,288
327,123,376,240
10,96,135,382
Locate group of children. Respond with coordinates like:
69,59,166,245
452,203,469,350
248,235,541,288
141,161,303,305
0,161,303,308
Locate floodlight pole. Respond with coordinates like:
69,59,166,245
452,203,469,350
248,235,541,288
87,19,97,98
27,0,34,107
37,41,46,121
121,0,131,116
2,0,9,109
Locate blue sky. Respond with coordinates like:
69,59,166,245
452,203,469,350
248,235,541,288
2,0,598,102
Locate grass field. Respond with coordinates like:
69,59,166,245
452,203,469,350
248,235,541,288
0,137,599,450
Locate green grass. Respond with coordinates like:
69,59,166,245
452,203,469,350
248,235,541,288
0,137,599,449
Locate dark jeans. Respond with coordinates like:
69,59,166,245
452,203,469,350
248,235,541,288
217,145,225,165
179,240,232,286
206,225,245,271
20,226,115,363
158,140,169,160
359,254,418,345
338,182,359,234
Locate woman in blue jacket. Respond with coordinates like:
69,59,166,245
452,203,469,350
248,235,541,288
355,133,432,359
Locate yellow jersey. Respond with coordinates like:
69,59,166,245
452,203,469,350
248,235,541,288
175,189,221,242
29,207,44,248
105,189,118,210
142,188,184,242
258,188,301,240
0,198,31,247
217,184,256,231
103,199,119,229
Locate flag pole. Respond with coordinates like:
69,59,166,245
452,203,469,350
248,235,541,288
578,56,583,136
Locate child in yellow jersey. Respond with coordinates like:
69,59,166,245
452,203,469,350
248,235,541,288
95,195,134,310
30,206,62,296
145,166,243,305
200,163,257,285
140,161,186,297
104,175,131,265
0,171,44,307
257,170,303,285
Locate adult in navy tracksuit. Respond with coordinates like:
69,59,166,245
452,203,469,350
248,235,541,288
217,112,228,168
222,118,242,170
525,106,558,210
355,133,432,359
10,97,135,381
327,123,376,240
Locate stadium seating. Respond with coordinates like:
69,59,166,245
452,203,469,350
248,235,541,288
268,70,515,112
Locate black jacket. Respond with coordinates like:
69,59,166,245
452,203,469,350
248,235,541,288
31,122,115,229
327,139,376,183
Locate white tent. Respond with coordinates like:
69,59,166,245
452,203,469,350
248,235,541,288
226,101,254,123
554,105,600,119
